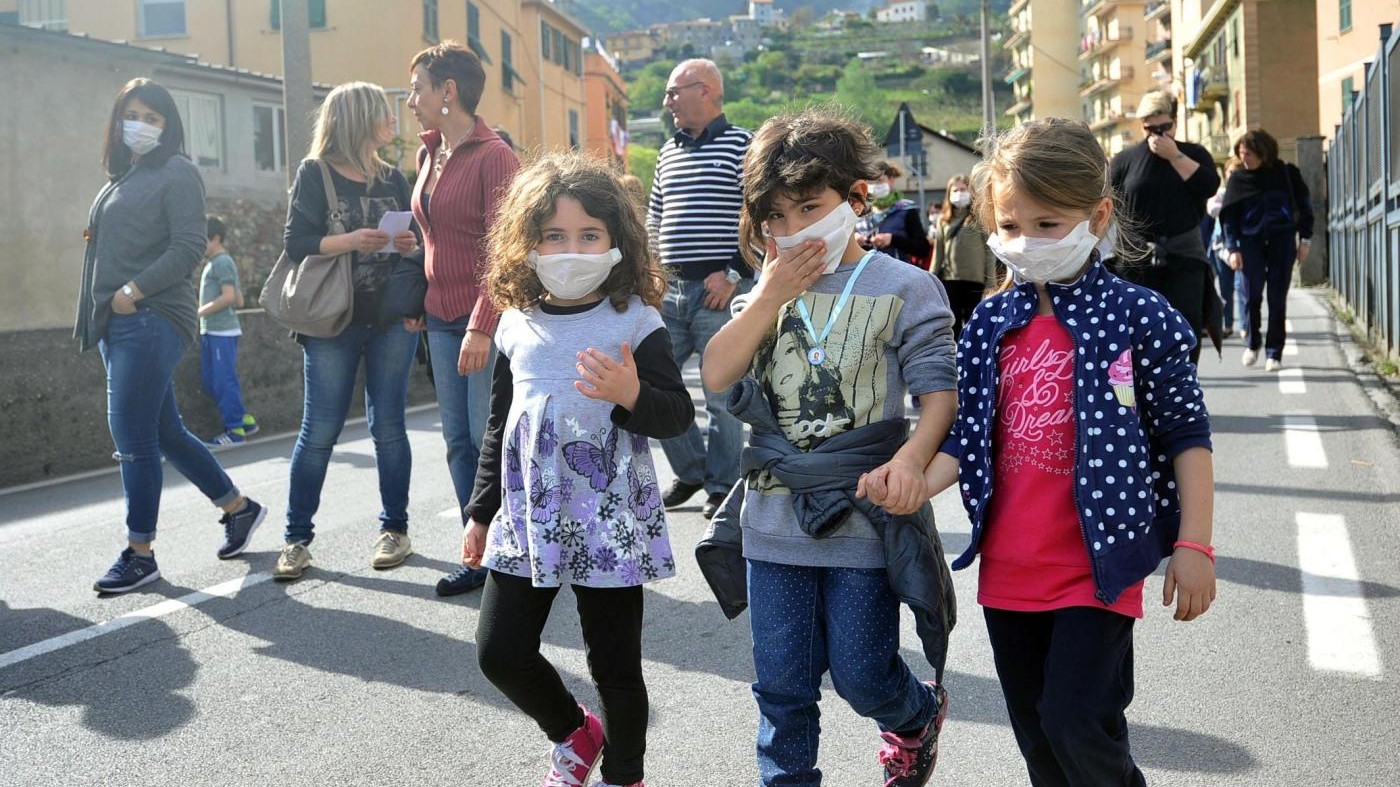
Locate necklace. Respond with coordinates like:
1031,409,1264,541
432,121,477,177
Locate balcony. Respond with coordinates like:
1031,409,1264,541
1079,66,1135,97
1200,68,1230,100
1005,27,1030,49
1009,0,1030,15
1005,97,1033,118
1081,0,1129,17
1145,0,1170,22
1089,110,1135,132
1206,133,1232,161
1146,38,1172,63
1004,65,1030,85
1079,28,1133,60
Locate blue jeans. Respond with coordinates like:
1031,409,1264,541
285,323,418,544
100,310,239,545
424,313,496,520
659,277,748,494
1209,255,1246,332
748,559,938,786
200,334,247,431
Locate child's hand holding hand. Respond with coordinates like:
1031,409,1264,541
855,457,928,516
753,237,828,308
462,519,489,567
576,342,641,411
1163,548,1216,621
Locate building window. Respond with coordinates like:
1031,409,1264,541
542,21,553,61
502,30,515,91
562,36,573,72
140,0,186,37
1340,0,1352,32
18,0,66,31
569,109,580,149
423,0,438,43
574,40,583,76
253,104,286,172
171,90,223,169
467,2,491,62
270,0,327,30
553,27,565,65
1342,76,1355,113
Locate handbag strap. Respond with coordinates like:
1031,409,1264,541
314,159,347,236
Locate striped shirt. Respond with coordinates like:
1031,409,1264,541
412,121,519,334
646,115,751,276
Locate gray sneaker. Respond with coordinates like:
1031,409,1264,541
273,542,312,581
371,531,412,569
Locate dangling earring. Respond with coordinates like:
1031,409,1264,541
440,105,449,116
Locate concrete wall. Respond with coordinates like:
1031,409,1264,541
0,310,437,488
1028,0,1083,120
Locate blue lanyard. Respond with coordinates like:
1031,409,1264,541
793,250,877,363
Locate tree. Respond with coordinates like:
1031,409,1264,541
627,143,659,197
834,59,894,134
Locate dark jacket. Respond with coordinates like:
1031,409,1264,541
76,154,207,352
858,198,932,265
942,260,1212,604
1219,162,1314,250
695,377,957,678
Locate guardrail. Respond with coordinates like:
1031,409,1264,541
1328,23,1399,361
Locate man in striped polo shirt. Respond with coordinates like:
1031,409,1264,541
647,58,753,519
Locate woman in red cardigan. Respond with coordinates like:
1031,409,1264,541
407,41,520,597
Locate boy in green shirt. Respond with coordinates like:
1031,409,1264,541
200,216,257,446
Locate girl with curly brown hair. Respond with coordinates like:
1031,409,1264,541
461,153,693,787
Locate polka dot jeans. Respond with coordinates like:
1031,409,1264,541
747,559,938,786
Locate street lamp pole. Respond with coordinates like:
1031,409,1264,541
980,0,995,140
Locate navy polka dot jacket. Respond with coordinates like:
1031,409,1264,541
939,260,1213,605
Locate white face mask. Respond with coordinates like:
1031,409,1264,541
528,248,622,301
122,120,163,156
773,201,858,275
867,182,891,200
950,191,972,209
987,220,1101,284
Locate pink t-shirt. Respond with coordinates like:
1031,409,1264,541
978,315,1144,618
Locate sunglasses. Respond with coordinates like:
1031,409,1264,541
1143,122,1174,136
664,82,704,100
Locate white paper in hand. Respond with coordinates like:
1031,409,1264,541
376,211,413,254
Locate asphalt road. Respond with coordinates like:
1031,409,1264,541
3,288,1399,786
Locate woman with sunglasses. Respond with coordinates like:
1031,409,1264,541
1108,91,1221,364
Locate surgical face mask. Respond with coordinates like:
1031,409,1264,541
772,200,858,274
986,220,1100,284
122,120,163,156
950,191,972,209
528,248,622,300
868,182,892,200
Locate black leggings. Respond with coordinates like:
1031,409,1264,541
477,569,648,784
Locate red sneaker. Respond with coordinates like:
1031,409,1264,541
543,705,604,787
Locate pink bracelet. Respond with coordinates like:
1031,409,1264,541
1173,540,1216,564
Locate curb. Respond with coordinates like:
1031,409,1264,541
1318,288,1400,443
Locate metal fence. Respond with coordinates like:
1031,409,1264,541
1328,23,1399,361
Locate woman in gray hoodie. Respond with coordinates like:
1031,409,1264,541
77,79,264,594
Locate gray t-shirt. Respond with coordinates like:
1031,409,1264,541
740,251,957,569
199,252,241,335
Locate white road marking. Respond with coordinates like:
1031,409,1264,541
0,573,271,671
1284,319,1299,355
1282,416,1328,468
1278,367,1307,395
1296,513,1382,678
437,506,461,520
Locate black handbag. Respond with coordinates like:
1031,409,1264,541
376,253,428,327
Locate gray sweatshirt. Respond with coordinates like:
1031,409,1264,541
75,154,207,351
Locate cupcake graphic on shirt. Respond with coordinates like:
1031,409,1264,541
1108,349,1135,410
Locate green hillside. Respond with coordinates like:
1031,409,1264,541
571,0,1013,35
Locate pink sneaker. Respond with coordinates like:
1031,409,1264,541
878,682,950,787
543,705,604,787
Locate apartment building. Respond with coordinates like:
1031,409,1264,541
583,44,628,171
1174,0,1318,163
15,0,601,163
1316,0,1400,138
1004,0,1082,123
1079,0,1158,155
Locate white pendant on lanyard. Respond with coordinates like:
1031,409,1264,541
794,250,878,367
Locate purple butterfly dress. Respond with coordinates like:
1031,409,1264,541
481,298,676,588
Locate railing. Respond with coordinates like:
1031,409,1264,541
1328,24,1400,361
1146,38,1172,62
1079,27,1133,59
1145,0,1169,21
1079,66,1135,97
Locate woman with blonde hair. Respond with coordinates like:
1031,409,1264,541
274,81,422,580
930,174,998,336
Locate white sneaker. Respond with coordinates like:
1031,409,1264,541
273,542,312,581
1265,358,1282,372
1241,348,1259,367
371,531,412,569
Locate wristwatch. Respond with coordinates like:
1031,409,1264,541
724,268,743,285
121,284,136,299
